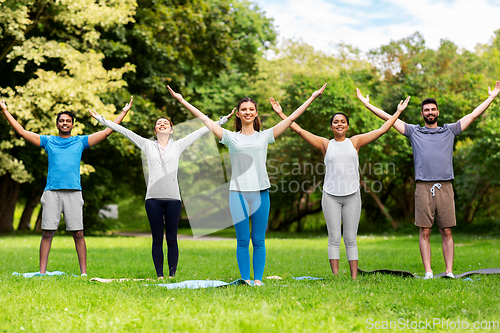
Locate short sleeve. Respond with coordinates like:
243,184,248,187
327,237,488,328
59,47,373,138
404,123,417,138
80,135,90,149
220,129,232,146
445,121,462,136
39,135,49,148
264,128,275,144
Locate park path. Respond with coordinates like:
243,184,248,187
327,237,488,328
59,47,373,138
115,232,230,241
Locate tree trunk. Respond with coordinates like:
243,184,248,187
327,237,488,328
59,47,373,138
288,205,323,227
18,189,43,230
391,177,414,220
0,175,21,233
464,184,490,224
35,206,43,232
360,179,399,230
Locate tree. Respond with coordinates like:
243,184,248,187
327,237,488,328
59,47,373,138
261,33,500,231
452,28,500,227
0,0,277,233
252,41,386,230
368,32,499,227
88,0,277,231
99,0,276,119
0,0,136,233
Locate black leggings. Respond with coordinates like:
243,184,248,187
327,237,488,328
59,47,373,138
145,199,182,277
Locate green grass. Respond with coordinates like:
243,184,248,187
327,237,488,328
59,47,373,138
1,234,499,332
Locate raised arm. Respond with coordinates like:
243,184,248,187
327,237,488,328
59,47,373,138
87,96,133,147
351,96,410,151
0,98,41,146
272,83,327,138
270,97,329,156
168,86,223,140
459,80,500,132
356,88,406,135
176,108,235,152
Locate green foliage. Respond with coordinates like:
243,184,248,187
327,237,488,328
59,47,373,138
2,0,500,233
0,0,136,180
82,0,277,231
100,0,276,119
0,0,276,232
259,41,401,230
267,73,359,230
0,0,138,232
258,32,500,230
366,31,500,226
451,29,500,225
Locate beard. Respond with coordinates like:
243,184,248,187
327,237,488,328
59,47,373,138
424,114,438,125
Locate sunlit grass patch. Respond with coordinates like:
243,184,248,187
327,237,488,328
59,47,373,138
1,234,499,332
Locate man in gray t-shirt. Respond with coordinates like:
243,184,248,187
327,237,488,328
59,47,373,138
357,81,500,278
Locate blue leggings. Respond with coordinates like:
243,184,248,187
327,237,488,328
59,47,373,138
229,190,270,281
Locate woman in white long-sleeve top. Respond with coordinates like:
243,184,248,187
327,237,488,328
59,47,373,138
89,106,233,278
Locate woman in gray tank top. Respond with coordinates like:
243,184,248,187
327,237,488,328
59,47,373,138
271,94,410,279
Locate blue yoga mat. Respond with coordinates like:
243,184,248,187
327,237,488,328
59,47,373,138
13,271,66,278
152,277,324,289
153,278,249,289
292,276,324,281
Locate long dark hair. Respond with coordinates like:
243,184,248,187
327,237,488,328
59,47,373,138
235,97,260,132
330,112,349,126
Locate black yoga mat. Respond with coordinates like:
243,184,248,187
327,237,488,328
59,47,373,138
358,268,500,279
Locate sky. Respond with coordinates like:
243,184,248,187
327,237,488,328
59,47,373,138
251,0,500,53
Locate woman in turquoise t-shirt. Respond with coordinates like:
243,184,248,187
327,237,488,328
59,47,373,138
168,84,326,286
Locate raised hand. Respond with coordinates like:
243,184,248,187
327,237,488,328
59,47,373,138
122,96,134,113
88,108,101,120
488,80,500,98
0,99,7,112
356,88,370,105
397,96,411,112
269,97,283,115
226,108,236,120
1,97,41,146
167,85,184,101
312,83,328,99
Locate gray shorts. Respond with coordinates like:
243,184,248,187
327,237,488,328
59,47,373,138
41,190,84,231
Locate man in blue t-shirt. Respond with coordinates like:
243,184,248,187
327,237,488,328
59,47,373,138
1,97,133,276
357,81,500,278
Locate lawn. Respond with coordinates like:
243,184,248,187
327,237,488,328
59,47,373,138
1,233,499,332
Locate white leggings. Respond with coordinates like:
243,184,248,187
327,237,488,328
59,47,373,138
322,189,361,261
